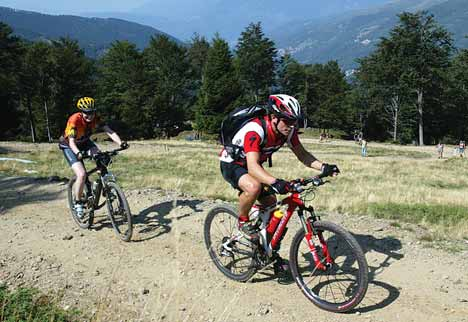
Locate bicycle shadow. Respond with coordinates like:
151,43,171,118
251,232,403,312
0,176,64,213
93,198,206,242
90,198,205,241
132,199,205,242
348,233,403,313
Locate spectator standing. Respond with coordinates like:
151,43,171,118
459,140,466,158
436,142,444,159
361,139,368,157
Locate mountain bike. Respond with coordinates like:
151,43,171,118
67,146,133,242
204,175,369,313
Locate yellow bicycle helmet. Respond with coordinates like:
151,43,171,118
76,97,96,112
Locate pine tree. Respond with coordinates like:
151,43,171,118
97,41,148,139
19,42,55,142
446,49,468,140
236,22,277,101
50,37,95,138
143,35,194,138
0,22,24,140
304,61,349,131
195,34,240,135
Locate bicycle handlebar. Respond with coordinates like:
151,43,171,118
82,145,129,160
290,173,330,193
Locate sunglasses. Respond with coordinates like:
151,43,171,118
82,111,95,116
281,119,298,127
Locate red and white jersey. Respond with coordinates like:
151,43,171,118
219,115,300,165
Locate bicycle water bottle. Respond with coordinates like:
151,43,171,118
266,209,283,236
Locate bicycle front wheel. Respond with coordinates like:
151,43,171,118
204,205,256,282
105,182,133,242
67,176,94,229
289,221,368,313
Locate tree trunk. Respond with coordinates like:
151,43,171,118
26,97,37,143
393,109,398,142
417,89,424,146
44,100,52,142
391,96,399,142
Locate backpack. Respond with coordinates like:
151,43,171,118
220,104,268,161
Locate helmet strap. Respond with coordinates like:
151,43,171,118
270,114,285,137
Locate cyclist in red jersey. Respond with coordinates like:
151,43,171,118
219,94,340,268
59,97,127,217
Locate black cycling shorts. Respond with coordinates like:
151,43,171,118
220,161,274,198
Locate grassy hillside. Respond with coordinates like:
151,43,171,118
1,139,468,240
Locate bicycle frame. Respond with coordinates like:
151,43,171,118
82,148,121,211
269,191,333,271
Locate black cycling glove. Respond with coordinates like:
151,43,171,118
321,163,340,177
120,141,129,149
271,179,291,195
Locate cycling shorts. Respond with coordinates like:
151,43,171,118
220,161,274,198
61,140,97,166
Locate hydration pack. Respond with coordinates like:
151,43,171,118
220,104,268,161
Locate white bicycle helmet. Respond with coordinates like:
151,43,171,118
268,94,302,121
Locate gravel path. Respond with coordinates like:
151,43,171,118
0,176,467,322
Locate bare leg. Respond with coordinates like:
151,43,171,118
71,162,87,201
237,174,261,221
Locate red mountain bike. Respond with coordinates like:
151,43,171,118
204,175,369,313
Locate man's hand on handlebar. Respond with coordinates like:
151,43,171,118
271,179,292,195
321,163,340,177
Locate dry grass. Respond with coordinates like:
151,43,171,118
1,139,468,239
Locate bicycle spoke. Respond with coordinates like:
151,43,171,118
204,206,255,282
291,222,368,312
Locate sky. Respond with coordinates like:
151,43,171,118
0,0,148,14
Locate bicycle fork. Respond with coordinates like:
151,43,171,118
299,210,333,271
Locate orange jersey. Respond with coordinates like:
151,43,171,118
62,112,102,146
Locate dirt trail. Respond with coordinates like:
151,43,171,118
1,176,468,322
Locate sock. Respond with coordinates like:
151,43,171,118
238,215,249,223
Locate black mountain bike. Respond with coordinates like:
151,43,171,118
67,146,133,242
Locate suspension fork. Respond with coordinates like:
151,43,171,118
298,208,332,270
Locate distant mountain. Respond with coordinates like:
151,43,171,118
0,6,181,58
84,0,391,42
273,0,468,69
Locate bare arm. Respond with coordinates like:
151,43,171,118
246,152,276,185
291,143,323,171
69,138,81,155
103,125,122,146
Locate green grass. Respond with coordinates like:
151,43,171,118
2,139,468,239
364,202,468,226
0,285,81,322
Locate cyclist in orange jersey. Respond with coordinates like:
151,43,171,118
59,97,128,217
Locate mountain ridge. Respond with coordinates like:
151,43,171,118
0,6,181,58
273,0,468,69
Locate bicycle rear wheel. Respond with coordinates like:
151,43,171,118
67,176,94,229
105,182,133,242
204,205,256,282
289,220,368,313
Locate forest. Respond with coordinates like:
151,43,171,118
1,11,467,145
